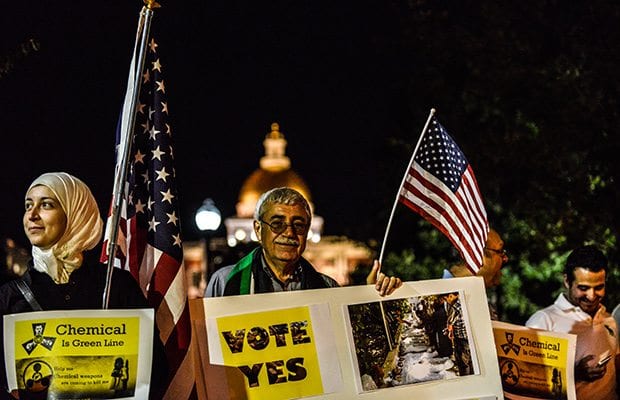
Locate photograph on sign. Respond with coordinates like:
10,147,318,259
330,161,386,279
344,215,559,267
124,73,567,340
345,290,479,393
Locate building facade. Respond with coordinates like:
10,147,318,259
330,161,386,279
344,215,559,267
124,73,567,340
185,123,372,296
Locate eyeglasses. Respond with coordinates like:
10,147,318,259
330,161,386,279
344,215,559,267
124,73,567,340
260,219,309,235
485,247,508,257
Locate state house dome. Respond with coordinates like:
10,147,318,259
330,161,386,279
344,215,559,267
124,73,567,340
235,122,313,218
201,122,370,288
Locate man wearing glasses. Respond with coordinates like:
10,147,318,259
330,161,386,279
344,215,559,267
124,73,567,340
205,187,402,297
442,228,509,289
441,228,508,320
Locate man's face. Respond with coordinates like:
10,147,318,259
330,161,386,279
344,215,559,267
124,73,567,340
564,267,606,316
477,230,508,287
254,203,309,270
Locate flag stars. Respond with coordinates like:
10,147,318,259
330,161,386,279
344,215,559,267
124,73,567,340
156,80,165,93
156,167,170,182
167,211,179,225
149,217,160,232
135,199,146,214
134,150,146,164
141,172,151,189
152,58,162,72
149,125,160,140
113,38,185,281
142,69,150,84
152,146,165,160
149,38,158,53
161,189,175,204
172,234,182,247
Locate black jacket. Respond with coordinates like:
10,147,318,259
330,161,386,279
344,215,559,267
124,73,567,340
0,255,168,399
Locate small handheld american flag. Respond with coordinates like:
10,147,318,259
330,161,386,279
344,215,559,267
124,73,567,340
398,113,488,273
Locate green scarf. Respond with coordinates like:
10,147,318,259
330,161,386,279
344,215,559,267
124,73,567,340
225,247,259,295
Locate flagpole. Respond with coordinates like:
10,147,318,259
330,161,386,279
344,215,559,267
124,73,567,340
103,3,158,309
377,108,436,267
374,108,435,353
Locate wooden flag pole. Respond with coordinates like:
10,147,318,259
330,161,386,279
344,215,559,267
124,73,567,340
102,3,157,309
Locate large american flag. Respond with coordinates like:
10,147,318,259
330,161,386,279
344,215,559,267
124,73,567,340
399,116,488,273
102,37,195,399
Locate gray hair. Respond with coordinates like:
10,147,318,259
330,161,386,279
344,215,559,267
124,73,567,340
254,187,312,221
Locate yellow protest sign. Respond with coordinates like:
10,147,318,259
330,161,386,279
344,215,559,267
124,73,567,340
213,306,325,400
4,309,154,399
493,321,576,400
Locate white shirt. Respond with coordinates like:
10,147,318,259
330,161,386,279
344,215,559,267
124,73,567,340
526,293,619,400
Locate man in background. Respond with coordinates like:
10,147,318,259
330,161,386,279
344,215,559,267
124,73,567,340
526,245,618,400
443,228,508,288
443,228,508,319
444,291,473,376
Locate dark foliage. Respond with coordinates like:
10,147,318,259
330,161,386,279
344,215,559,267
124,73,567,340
373,0,620,323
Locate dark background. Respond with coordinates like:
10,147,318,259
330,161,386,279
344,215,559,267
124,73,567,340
0,1,409,245
2,1,620,321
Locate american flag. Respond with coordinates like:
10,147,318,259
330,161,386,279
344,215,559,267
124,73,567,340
102,37,195,399
399,116,488,273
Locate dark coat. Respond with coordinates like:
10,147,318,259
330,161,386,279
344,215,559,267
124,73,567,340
0,255,168,399
221,247,338,296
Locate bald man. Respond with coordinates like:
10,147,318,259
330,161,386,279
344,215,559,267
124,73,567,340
442,229,508,320
443,229,508,288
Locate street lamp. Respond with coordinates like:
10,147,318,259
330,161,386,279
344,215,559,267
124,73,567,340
194,198,221,286
195,198,221,232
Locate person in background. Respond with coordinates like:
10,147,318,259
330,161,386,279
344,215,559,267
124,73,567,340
443,228,508,288
444,291,473,376
0,238,29,284
206,187,402,297
526,245,618,400
443,228,508,319
0,172,167,400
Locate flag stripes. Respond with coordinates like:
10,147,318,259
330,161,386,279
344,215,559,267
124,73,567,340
399,116,488,273
102,33,195,399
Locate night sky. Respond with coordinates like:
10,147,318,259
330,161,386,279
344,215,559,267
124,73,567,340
1,1,415,248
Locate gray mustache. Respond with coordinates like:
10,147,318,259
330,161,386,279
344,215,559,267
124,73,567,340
276,239,299,246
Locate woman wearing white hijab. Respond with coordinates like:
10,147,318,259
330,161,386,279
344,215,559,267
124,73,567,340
25,171,103,285
0,172,150,309
0,172,167,399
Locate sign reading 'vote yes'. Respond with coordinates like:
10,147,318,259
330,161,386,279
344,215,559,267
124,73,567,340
216,306,325,399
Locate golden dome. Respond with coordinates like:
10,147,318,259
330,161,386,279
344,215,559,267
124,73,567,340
235,123,313,218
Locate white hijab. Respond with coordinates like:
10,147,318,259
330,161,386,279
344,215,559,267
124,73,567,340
28,172,103,284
